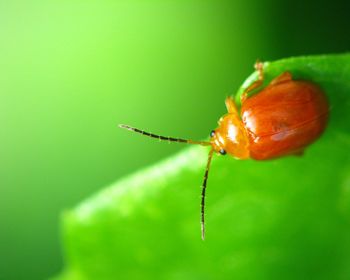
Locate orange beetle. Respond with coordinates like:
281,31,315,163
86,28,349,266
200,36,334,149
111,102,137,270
120,61,329,240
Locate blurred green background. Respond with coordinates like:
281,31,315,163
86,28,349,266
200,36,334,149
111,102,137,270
1,0,350,279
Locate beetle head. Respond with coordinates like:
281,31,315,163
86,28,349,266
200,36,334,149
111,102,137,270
210,114,250,159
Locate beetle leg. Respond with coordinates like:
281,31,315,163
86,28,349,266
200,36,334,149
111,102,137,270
293,150,304,157
241,60,264,103
270,72,292,86
254,60,264,80
225,96,238,114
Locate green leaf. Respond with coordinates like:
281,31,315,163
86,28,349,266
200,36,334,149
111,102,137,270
56,53,350,280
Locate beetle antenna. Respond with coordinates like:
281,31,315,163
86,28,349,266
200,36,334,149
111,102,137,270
201,148,214,240
119,124,211,146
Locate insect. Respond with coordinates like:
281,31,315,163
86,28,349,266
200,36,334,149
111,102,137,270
119,61,329,240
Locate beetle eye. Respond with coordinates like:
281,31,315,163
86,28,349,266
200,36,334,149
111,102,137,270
219,149,226,155
210,130,215,137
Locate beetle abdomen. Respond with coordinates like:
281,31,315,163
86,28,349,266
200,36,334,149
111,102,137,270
241,80,329,160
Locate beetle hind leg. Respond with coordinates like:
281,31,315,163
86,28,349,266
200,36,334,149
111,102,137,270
270,72,292,86
293,150,304,157
241,60,264,103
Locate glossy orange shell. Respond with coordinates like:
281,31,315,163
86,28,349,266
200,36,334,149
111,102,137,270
241,80,329,160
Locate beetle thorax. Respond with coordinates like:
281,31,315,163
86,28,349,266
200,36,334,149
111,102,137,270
210,114,250,159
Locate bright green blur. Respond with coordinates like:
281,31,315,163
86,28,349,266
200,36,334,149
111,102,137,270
1,0,350,279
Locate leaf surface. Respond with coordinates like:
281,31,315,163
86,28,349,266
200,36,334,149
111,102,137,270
57,53,350,280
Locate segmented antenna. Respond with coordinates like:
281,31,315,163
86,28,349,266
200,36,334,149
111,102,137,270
119,123,214,240
119,124,211,146
201,148,214,240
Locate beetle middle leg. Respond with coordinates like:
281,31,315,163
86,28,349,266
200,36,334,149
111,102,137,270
241,60,264,103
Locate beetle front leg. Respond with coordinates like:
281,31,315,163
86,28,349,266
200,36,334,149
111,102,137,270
241,60,264,103
225,96,239,114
